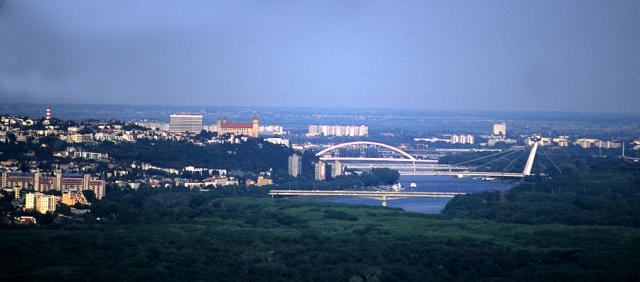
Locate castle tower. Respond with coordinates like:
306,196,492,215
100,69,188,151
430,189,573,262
251,115,259,137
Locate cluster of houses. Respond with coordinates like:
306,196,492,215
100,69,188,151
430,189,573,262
1,114,279,221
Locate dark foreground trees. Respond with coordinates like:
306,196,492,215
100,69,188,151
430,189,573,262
1,190,639,281
444,157,640,227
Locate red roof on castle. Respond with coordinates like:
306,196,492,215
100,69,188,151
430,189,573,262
219,115,258,129
221,122,253,129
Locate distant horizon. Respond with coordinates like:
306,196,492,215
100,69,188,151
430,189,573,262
3,101,640,116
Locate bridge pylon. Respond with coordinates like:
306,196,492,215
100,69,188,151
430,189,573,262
523,138,540,176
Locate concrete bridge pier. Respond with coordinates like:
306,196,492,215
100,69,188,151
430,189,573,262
381,195,388,207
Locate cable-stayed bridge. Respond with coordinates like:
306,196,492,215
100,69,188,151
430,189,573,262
316,140,541,178
276,140,542,206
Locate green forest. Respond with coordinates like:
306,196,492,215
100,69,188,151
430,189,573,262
93,139,293,173
1,186,640,281
444,157,640,227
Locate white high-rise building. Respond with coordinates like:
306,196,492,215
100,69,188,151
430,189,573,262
37,195,57,214
314,162,326,181
493,123,507,136
331,161,342,178
25,193,37,210
288,154,301,177
24,193,58,214
169,114,203,133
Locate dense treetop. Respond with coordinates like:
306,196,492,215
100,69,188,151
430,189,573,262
2,192,639,281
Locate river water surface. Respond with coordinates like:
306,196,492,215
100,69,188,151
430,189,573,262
313,176,518,214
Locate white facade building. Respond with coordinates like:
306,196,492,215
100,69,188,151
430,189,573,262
314,162,326,181
331,161,342,178
574,138,621,149
288,154,301,177
25,193,58,214
451,134,474,144
308,125,368,137
493,123,507,136
259,125,286,135
169,114,203,133
264,137,290,147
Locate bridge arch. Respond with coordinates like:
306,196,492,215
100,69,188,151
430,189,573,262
315,141,417,161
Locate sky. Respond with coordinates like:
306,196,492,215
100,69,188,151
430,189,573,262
0,0,639,112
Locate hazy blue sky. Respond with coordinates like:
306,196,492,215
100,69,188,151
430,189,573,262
1,1,639,112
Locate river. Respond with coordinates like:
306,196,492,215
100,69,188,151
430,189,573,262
312,175,518,214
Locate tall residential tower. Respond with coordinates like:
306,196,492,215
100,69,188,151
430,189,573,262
288,154,301,177
169,114,203,133
314,162,326,181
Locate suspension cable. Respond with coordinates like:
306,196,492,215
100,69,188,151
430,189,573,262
502,149,527,172
453,147,522,166
541,148,562,173
472,148,524,171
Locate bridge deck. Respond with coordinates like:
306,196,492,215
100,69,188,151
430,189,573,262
319,157,437,163
340,163,471,170
269,190,464,198
399,171,525,177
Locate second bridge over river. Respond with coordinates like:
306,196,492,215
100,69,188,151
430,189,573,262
316,140,541,178
269,190,466,207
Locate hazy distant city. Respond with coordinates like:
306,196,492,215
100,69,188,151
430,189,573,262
2,104,638,212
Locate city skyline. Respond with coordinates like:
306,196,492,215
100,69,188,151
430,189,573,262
1,1,639,113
